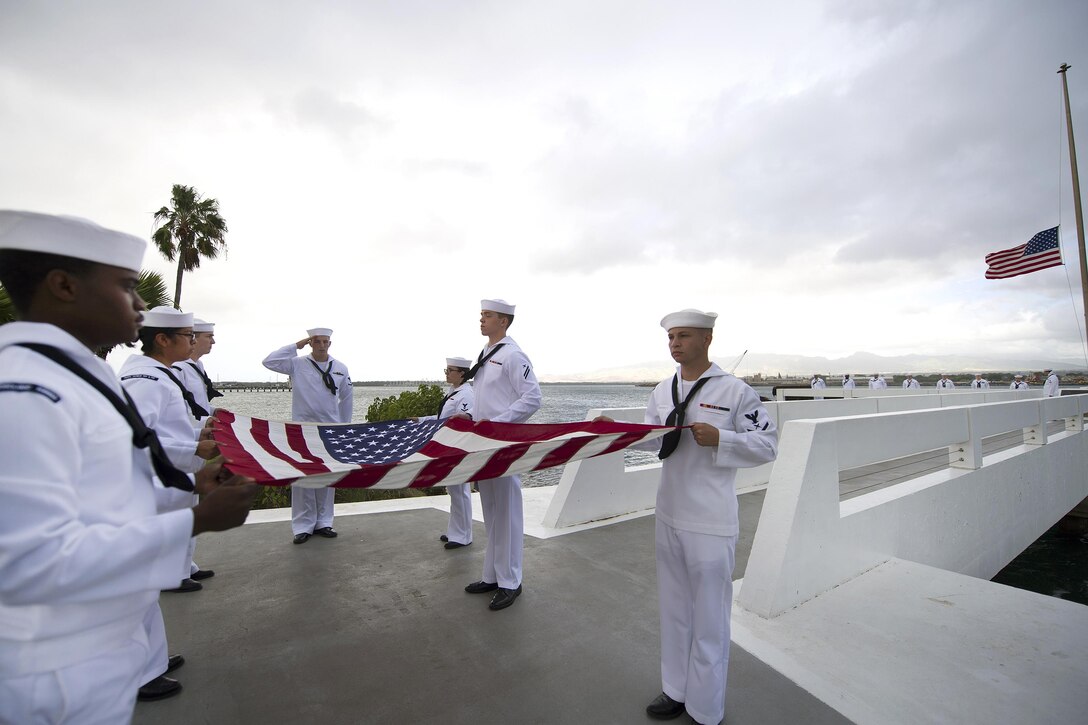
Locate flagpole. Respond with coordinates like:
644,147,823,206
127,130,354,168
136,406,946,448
1058,63,1088,350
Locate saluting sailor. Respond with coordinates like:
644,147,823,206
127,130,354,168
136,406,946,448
1042,368,1060,397
0,210,256,722
1010,374,1028,390
841,373,855,389
868,373,887,389
461,299,541,611
971,374,990,389
902,374,920,389
598,309,778,725
263,328,353,544
936,374,955,389
415,357,475,549
809,373,826,400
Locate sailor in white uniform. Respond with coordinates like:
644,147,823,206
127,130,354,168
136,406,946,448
936,374,955,389
971,374,990,389
1010,374,1028,390
809,374,826,399
0,210,257,722
462,299,541,611
417,357,475,548
1042,369,1060,397
841,374,856,389
598,309,777,725
868,374,887,389
263,328,353,543
902,374,920,389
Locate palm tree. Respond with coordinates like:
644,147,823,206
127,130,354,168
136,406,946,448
0,285,13,326
152,184,228,309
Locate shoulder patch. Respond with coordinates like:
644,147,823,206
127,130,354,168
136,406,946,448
0,382,62,402
120,373,159,381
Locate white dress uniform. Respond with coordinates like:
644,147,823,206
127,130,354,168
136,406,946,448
902,378,920,389
176,359,214,420
842,376,856,389
471,336,541,589
262,344,353,535
643,363,778,725
810,376,825,400
1043,373,1060,397
971,378,990,389
936,378,955,389
868,376,887,389
1010,379,1028,390
419,384,475,545
0,323,193,724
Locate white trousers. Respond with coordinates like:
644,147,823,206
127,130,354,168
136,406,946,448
478,475,523,589
445,483,473,545
186,535,199,577
139,601,169,685
292,486,335,535
0,621,148,725
656,519,736,725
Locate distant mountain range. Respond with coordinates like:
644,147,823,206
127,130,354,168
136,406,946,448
539,350,1088,383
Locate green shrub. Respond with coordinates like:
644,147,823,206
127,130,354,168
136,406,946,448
366,384,445,422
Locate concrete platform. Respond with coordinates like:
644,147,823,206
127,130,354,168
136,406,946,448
136,492,848,725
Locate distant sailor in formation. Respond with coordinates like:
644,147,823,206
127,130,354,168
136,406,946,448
971,374,990,389
809,373,825,400
936,374,955,389
600,309,777,725
902,374,920,389
1010,374,1028,390
462,299,541,611
841,373,855,389
867,373,887,389
1043,368,1060,397
0,210,256,724
263,328,353,544
419,356,475,549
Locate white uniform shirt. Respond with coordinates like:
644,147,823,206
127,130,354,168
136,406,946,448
971,378,990,389
1043,373,1060,397
810,377,826,390
119,354,203,473
420,384,474,422
175,359,214,417
936,378,955,389
471,337,541,423
0,323,192,676
644,364,778,537
902,378,920,389
842,376,856,389
868,376,887,389
1010,380,1028,390
262,344,353,423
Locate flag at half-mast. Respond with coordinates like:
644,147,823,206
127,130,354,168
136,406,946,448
985,226,1062,279
212,411,672,489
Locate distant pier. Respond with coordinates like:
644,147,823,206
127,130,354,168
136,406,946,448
217,382,292,392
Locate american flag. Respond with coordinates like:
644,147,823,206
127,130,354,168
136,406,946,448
212,411,672,489
985,226,1062,279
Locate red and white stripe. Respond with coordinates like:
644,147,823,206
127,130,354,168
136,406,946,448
984,243,1062,279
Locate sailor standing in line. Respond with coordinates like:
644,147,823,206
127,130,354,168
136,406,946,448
809,373,826,400
174,317,222,583
1042,368,1060,397
936,374,955,389
902,374,920,389
841,374,856,389
461,299,541,611
263,329,353,544
868,373,887,390
1010,374,1028,390
0,210,257,723
597,309,778,725
415,357,475,549
971,374,990,389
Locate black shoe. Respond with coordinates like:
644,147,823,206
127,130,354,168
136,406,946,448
645,692,685,720
488,584,523,611
190,569,215,581
439,534,449,542
166,654,185,673
162,579,202,593
137,675,182,702
314,527,338,538
293,533,311,545
464,580,499,594
444,541,470,549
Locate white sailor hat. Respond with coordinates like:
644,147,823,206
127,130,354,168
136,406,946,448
446,356,472,369
1043,368,1052,373
192,318,215,333
481,298,515,315
1014,373,1024,378
143,305,194,328
660,308,718,330
0,210,146,272
307,327,333,338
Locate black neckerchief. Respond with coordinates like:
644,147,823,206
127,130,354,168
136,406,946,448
658,374,713,460
159,365,210,420
465,343,505,381
308,358,337,395
17,343,195,492
185,361,223,400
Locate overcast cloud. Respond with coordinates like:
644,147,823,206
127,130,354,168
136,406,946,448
1,0,1087,381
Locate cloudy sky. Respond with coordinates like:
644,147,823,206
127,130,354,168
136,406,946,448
3,0,1088,381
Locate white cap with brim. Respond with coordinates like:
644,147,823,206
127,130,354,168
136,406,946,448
446,357,472,368
143,305,193,328
1015,374,1024,378
0,210,146,272
481,298,515,315
660,308,718,330
192,318,215,333
307,328,333,338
